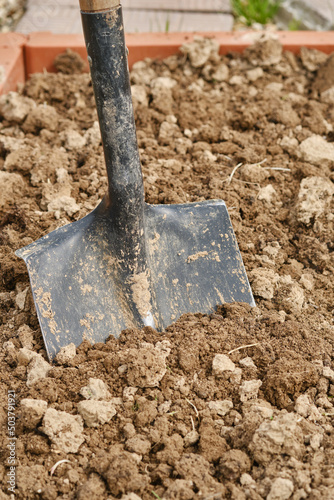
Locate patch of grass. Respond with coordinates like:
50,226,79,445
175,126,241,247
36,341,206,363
288,18,303,31
231,0,282,26
165,17,170,33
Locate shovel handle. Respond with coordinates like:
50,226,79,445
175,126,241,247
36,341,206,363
80,2,155,327
80,0,120,12
81,4,145,222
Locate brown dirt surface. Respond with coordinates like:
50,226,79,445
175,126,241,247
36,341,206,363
0,36,334,499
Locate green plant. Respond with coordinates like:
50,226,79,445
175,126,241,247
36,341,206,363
132,401,139,412
288,18,302,31
231,0,282,26
165,17,170,33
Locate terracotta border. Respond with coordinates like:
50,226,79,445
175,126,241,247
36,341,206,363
0,31,334,94
24,32,88,77
0,33,26,95
24,31,334,77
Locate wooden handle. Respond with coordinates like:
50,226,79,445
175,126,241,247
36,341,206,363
80,0,120,12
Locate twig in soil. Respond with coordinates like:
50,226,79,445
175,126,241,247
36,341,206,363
227,162,243,185
186,398,199,418
50,459,71,476
228,343,260,355
227,158,269,185
152,492,162,499
150,439,162,452
251,158,267,167
190,415,195,431
264,167,291,172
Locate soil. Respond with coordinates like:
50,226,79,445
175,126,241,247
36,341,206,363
0,36,334,499
0,0,26,32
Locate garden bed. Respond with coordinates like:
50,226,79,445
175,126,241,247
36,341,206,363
0,34,334,499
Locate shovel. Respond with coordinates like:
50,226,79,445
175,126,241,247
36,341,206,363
16,0,255,360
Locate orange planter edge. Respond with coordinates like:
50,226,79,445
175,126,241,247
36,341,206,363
24,31,334,76
24,32,88,76
0,30,334,95
0,33,27,95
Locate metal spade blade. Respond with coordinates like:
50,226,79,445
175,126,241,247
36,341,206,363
16,0,254,360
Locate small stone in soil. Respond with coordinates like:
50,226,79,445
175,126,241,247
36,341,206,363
208,399,233,416
55,342,76,364
80,377,111,400
42,408,85,453
212,354,235,376
267,477,294,500
26,355,52,387
239,379,262,402
77,400,117,427
20,398,48,429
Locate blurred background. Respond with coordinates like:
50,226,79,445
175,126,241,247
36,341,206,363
0,0,333,34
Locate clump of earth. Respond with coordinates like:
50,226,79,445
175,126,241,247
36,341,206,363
0,0,26,32
0,37,334,499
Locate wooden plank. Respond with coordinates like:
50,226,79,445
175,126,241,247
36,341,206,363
122,0,231,12
16,2,233,34
26,0,79,6
15,6,82,34
27,0,231,12
123,10,233,32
